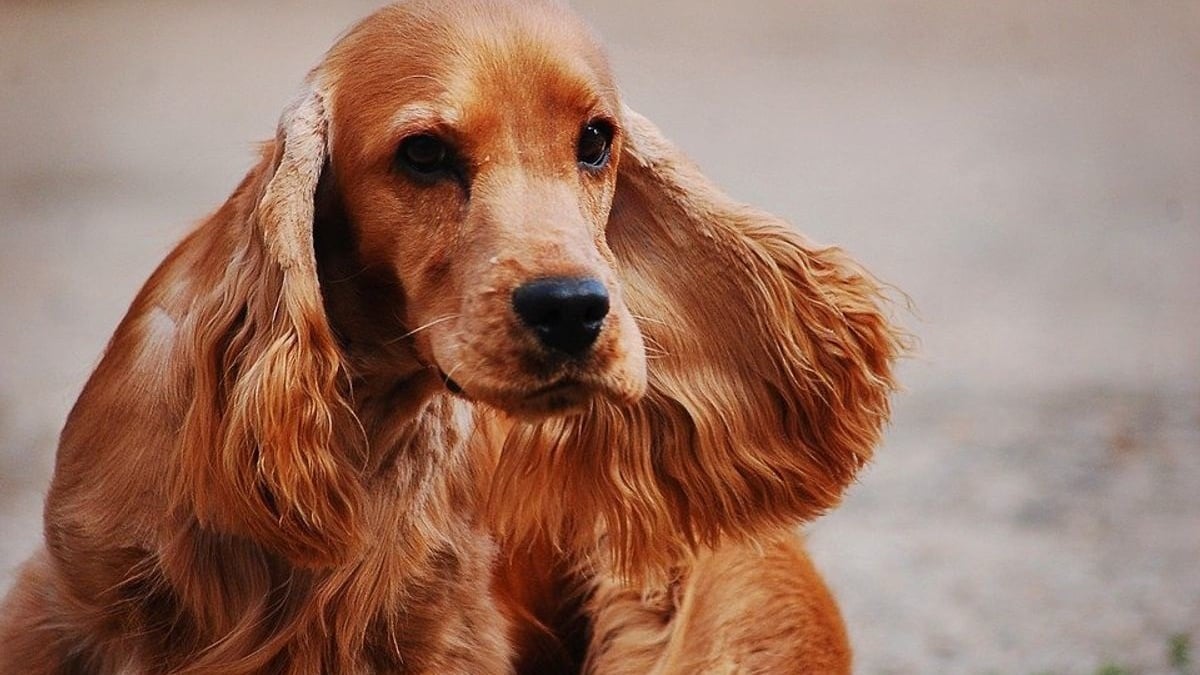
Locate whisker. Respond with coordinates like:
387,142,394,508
443,361,467,382
630,313,670,327
385,314,460,345
442,361,475,392
327,261,383,284
640,334,670,356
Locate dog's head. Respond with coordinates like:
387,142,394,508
311,0,646,418
183,0,902,571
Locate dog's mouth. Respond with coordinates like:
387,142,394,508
438,367,593,416
528,378,579,397
426,315,646,417
441,371,464,395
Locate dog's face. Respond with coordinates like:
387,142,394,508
186,0,898,571
321,1,646,417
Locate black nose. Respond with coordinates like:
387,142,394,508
512,277,609,357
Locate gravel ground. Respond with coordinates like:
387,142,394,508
2,2,1197,673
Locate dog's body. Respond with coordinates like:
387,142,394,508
0,1,900,672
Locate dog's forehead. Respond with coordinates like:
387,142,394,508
332,2,609,90
324,0,615,159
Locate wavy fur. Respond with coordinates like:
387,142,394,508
492,108,902,580
175,87,366,567
0,3,901,673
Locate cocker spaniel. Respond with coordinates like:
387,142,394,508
0,1,901,673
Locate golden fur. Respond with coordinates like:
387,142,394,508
0,1,901,673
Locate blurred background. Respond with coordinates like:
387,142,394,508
1,1,1196,672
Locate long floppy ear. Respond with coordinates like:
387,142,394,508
493,106,903,579
174,82,364,567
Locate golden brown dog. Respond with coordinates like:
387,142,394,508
0,1,900,672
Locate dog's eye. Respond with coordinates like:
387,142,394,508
396,134,455,178
577,121,613,169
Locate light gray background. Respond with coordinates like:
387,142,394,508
2,2,1197,673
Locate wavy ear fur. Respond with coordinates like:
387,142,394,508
493,107,903,579
175,83,364,567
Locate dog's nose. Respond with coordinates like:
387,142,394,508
512,277,609,357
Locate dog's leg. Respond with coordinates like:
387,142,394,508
584,536,851,675
0,549,106,674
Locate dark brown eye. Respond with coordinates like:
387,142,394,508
577,121,612,169
396,134,454,178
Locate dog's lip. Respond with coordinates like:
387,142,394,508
437,369,464,394
526,377,581,398
437,366,585,400
438,369,594,416
512,377,592,417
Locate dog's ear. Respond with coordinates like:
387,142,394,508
176,82,364,567
493,106,903,580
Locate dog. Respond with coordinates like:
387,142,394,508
0,1,901,672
